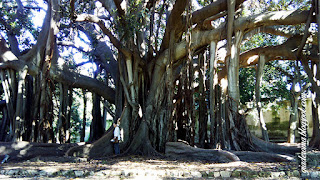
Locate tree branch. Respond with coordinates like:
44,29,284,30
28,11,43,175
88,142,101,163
239,35,318,67
50,67,116,104
75,14,132,57
235,9,313,32
57,40,90,53
98,0,122,22
244,26,293,40
160,0,188,51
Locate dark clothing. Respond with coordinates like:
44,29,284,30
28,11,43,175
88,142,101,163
114,142,120,154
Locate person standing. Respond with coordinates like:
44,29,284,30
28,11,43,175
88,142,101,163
111,122,121,155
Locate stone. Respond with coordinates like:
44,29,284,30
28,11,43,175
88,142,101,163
110,170,121,176
301,172,309,178
190,171,202,178
182,171,190,177
200,171,208,177
95,171,106,177
240,170,249,177
7,169,20,176
121,170,132,177
168,170,179,177
292,170,300,177
232,170,241,177
61,170,70,176
259,171,271,177
60,170,75,177
286,171,292,176
38,170,47,176
89,171,95,176
156,170,166,177
213,171,220,177
74,170,84,177
207,171,215,177
42,168,59,176
77,158,88,162
271,172,281,178
26,169,39,176
310,171,319,178
220,171,231,178
279,171,286,177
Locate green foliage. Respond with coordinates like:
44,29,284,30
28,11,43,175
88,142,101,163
262,61,290,102
70,98,81,143
0,0,39,51
240,32,291,105
69,89,83,143
113,2,146,41
239,67,256,104
239,61,291,105
241,33,284,52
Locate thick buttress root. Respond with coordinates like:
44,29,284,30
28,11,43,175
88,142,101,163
122,120,163,157
66,127,114,158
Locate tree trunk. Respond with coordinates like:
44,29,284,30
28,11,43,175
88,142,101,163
23,75,33,141
89,93,105,142
198,52,208,148
227,30,243,150
255,54,269,142
0,70,15,141
66,87,73,143
31,74,40,143
310,60,320,148
80,90,87,142
209,41,217,146
57,83,68,143
287,78,298,143
309,0,320,149
186,0,195,146
166,30,175,142
13,66,28,141
0,107,8,141
124,120,161,156
37,0,60,143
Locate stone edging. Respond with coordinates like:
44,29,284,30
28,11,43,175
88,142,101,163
1,168,319,179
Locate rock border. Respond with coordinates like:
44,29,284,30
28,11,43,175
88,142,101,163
1,168,319,179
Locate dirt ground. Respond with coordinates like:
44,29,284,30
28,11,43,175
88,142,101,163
0,155,299,171
0,155,310,179
0,143,319,179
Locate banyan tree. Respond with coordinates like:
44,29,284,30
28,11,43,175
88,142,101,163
0,0,319,160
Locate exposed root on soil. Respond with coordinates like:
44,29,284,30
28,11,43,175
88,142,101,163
165,142,240,163
252,136,300,155
66,127,115,158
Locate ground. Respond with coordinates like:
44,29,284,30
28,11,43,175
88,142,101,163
0,142,320,179
0,155,319,179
